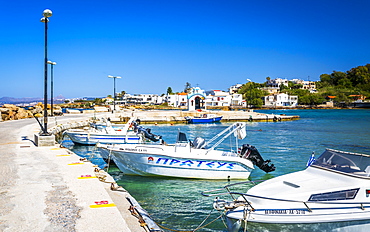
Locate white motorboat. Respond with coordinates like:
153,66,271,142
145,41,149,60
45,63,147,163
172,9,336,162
204,149,370,231
99,122,275,179
64,118,160,145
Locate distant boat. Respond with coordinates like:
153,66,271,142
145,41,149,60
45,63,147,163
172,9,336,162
185,113,222,123
98,122,275,179
65,108,81,114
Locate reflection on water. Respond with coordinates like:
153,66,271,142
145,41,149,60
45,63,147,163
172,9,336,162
62,109,370,231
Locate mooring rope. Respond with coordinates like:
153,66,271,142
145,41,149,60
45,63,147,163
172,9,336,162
193,208,215,231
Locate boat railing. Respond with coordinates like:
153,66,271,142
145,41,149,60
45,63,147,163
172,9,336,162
204,122,246,153
202,180,370,212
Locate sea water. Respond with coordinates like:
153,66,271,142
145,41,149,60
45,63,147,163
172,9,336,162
61,109,370,231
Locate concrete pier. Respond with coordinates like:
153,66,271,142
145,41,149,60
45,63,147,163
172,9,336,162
0,109,298,231
0,113,155,232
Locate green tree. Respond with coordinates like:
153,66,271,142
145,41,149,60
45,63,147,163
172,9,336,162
167,87,173,95
116,91,126,99
238,82,268,107
184,82,192,93
318,74,333,88
93,98,103,105
298,94,325,105
347,65,370,87
337,77,352,89
331,71,347,86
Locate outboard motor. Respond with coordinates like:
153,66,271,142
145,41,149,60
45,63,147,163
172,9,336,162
132,120,161,142
136,126,161,142
192,137,206,149
240,144,275,173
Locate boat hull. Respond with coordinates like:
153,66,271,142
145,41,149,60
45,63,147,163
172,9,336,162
226,217,370,232
110,145,253,179
65,131,141,145
226,202,370,224
222,149,370,231
186,116,222,124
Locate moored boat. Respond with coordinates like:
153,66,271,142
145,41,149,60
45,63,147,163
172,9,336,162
64,118,160,145
185,113,222,123
204,149,370,231
99,122,275,179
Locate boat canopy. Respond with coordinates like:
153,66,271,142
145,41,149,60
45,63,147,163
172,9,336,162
312,148,370,177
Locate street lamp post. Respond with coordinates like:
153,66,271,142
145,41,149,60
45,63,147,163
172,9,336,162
47,61,56,116
48,60,57,116
108,75,122,112
246,78,252,109
40,9,52,135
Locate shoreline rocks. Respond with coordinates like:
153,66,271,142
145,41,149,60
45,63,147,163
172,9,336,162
0,103,64,121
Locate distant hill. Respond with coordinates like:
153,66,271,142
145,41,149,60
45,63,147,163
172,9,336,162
0,95,65,105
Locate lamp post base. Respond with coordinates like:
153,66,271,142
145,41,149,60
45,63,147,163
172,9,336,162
34,133,55,147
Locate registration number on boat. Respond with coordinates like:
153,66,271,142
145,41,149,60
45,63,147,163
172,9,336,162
264,209,306,214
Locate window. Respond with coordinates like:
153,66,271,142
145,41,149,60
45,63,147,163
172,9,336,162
308,188,359,201
312,149,370,176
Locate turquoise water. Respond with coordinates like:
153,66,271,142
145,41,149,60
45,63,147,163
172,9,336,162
62,109,370,231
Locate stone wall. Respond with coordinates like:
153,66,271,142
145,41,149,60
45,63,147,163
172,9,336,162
0,104,33,121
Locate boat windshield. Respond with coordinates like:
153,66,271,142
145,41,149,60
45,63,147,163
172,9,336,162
312,149,370,177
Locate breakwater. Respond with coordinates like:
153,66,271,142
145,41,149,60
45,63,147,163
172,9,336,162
107,109,299,124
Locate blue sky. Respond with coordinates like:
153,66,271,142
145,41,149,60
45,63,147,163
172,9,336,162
1,0,370,98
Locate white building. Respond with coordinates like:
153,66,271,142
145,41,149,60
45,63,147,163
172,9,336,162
204,90,231,107
290,79,317,92
187,87,206,111
266,78,289,88
164,87,246,110
165,93,188,108
229,84,243,94
264,93,298,107
230,94,246,107
117,94,164,105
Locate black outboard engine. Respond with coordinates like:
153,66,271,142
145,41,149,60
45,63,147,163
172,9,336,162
132,120,161,142
137,126,161,142
240,144,275,173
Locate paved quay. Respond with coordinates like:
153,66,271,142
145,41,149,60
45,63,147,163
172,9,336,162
0,109,298,232
0,113,153,232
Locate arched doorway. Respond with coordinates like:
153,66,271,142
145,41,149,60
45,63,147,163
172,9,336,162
195,96,202,110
